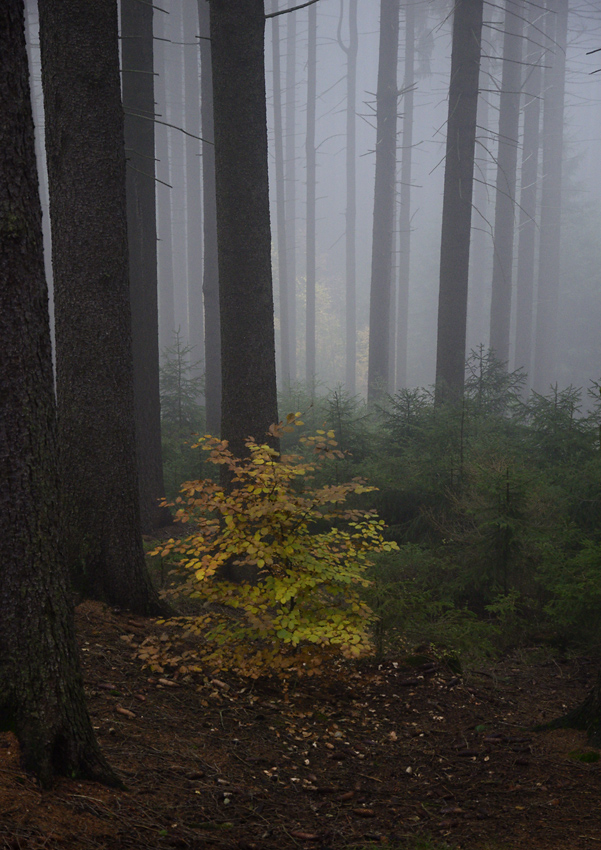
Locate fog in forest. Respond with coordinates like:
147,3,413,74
25,0,601,401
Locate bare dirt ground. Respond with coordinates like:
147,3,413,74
1,599,600,850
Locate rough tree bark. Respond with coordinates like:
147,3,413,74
209,0,279,458
367,0,401,404
0,0,119,789
121,0,171,532
38,0,165,614
435,0,484,402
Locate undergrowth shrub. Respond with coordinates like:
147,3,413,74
143,415,398,679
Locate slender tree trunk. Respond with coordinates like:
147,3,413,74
184,1,204,391
367,0,401,404
121,0,170,533
285,3,298,384
533,0,568,392
0,0,118,789
338,0,358,394
210,0,278,458
489,0,523,365
154,14,175,359
306,2,317,393
396,0,415,392
167,6,189,346
467,52,492,352
514,1,543,384
38,0,165,615
271,0,291,387
198,0,220,434
435,0,484,402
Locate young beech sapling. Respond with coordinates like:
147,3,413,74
142,415,397,678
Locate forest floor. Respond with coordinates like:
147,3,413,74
1,600,600,850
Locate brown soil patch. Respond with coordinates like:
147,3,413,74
1,600,600,850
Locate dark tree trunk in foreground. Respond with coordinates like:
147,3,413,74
305,2,317,393
543,672,601,746
210,0,278,458
514,1,543,385
39,0,165,615
198,0,221,435
271,0,291,388
488,0,523,364
121,0,170,533
367,0,400,404
337,0,358,395
396,0,416,391
0,0,118,789
533,0,568,392
435,0,484,402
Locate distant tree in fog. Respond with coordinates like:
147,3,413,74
121,0,170,533
488,0,523,365
183,0,204,393
154,13,175,357
285,4,298,384
306,2,317,393
435,0,484,401
337,0,359,395
271,0,292,388
533,0,568,392
395,0,416,392
197,0,221,435
38,0,165,614
514,0,543,385
367,0,401,404
210,0,278,457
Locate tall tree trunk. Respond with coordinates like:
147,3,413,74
184,1,204,391
0,0,119,788
367,0,401,404
489,0,523,364
467,52,492,352
396,0,415,392
271,0,291,388
285,3,298,384
154,14,175,359
514,1,543,384
121,0,170,533
305,2,317,393
210,0,279,458
533,0,568,392
338,0,359,395
198,0,221,434
38,0,165,615
435,0,484,402
166,6,189,347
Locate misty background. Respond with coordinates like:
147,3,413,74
23,0,601,401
